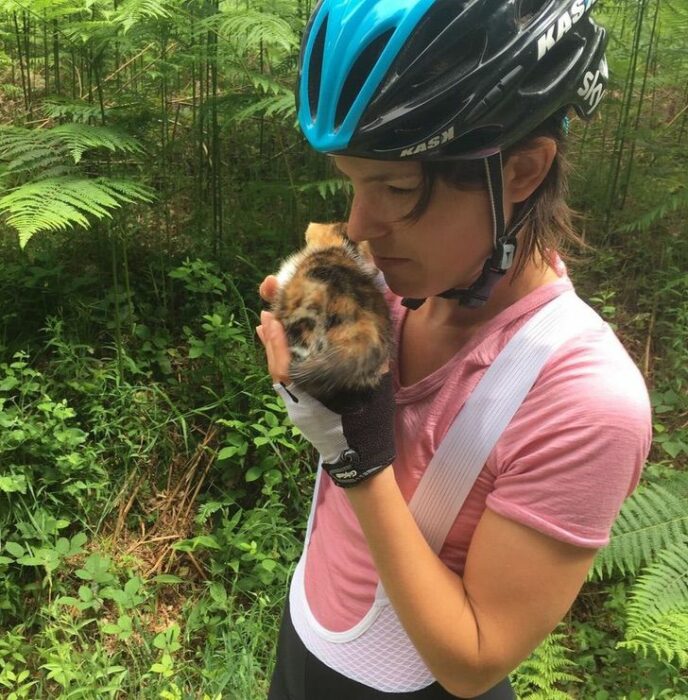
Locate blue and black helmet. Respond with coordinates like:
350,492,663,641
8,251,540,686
297,0,608,160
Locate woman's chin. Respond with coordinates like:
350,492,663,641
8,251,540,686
384,278,434,301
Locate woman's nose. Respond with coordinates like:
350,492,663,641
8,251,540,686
346,193,388,243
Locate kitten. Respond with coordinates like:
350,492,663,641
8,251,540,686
272,222,392,404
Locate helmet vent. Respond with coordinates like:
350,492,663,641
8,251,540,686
520,33,584,94
411,31,486,92
389,1,475,89
517,0,552,28
308,16,328,119
335,29,395,130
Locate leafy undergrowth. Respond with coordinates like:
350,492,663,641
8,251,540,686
1,232,687,699
0,241,312,698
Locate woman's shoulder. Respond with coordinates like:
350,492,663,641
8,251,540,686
536,293,651,421
486,293,652,549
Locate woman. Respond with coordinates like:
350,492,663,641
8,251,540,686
256,1,652,698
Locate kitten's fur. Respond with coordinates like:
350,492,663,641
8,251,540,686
272,222,392,403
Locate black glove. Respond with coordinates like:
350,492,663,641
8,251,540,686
273,373,396,488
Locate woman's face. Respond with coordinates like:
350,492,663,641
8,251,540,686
334,156,494,300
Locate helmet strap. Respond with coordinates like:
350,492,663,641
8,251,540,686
402,152,533,311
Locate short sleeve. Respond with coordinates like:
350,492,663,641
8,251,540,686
485,327,652,549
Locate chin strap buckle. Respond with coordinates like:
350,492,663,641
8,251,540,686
496,239,516,270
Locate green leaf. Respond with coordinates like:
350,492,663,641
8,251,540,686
172,535,221,552
662,440,686,458
208,582,228,606
245,466,263,482
70,532,88,553
218,446,239,460
4,541,25,558
0,474,27,494
55,537,71,556
0,375,19,391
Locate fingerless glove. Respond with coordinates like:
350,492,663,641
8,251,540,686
274,373,396,488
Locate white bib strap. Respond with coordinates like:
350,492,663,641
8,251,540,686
406,290,602,555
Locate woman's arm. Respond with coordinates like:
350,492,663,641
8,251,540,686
347,467,597,698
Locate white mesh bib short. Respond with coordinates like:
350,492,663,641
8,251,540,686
281,291,602,695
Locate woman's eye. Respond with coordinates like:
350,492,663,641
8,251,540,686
386,185,417,195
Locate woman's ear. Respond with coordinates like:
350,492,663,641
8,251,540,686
503,137,557,204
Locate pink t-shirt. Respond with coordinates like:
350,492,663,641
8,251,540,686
303,275,652,632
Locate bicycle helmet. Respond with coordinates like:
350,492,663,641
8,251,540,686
297,0,609,307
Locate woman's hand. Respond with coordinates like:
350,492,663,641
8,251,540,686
256,275,290,385
255,273,396,488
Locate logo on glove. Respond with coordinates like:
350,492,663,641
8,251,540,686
333,469,359,481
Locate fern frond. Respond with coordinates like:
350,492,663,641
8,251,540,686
50,124,144,163
110,0,174,33
299,178,353,200
0,0,81,21
619,608,688,667
2,145,65,176
219,9,298,53
512,630,580,700
618,537,688,668
618,187,688,232
0,124,144,171
248,72,290,96
61,20,120,45
42,99,105,124
233,92,296,122
0,177,155,248
591,482,688,580
33,166,81,181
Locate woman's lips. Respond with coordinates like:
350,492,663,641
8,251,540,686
372,255,410,269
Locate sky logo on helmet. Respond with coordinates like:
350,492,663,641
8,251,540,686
577,66,605,113
400,127,455,157
537,0,599,61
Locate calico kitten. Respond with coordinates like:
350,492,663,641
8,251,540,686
272,222,392,404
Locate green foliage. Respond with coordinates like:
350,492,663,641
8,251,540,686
0,125,154,247
591,480,688,580
0,124,144,171
584,470,688,671
0,177,154,246
111,0,175,33
0,352,108,534
512,630,581,699
300,176,353,200
620,538,688,666
218,8,299,53
618,188,688,233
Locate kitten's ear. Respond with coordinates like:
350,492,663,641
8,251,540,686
305,222,348,248
304,222,326,245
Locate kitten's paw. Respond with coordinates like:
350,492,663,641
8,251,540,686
258,275,279,303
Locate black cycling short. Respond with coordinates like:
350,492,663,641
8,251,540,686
267,601,515,700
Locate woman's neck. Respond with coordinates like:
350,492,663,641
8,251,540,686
418,253,561,329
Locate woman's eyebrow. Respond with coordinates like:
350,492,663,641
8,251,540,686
332,162,419,183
